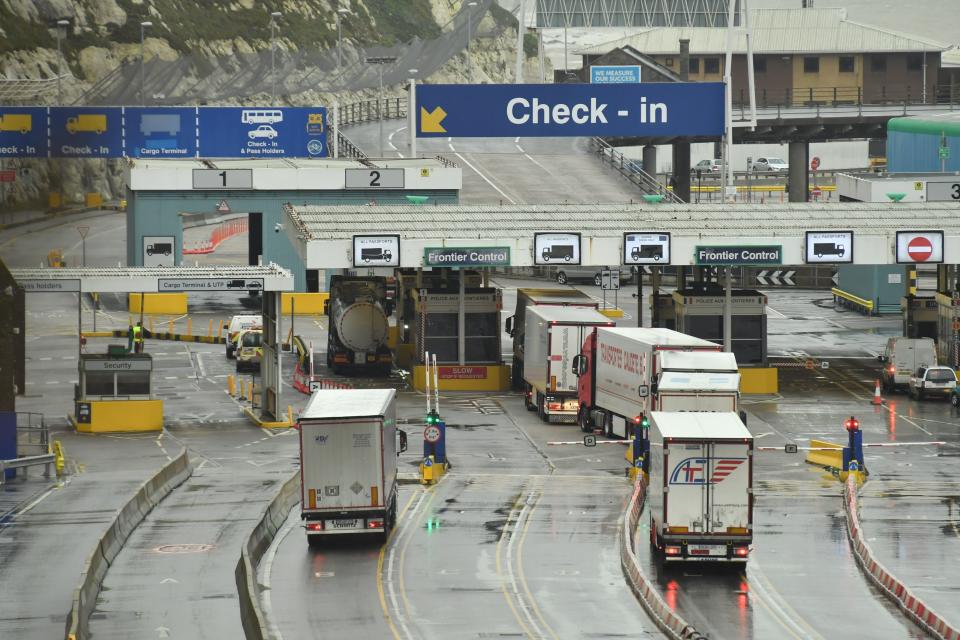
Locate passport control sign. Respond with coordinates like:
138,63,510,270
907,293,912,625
416,83,724,138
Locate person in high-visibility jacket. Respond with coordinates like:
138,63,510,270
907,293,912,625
132,322,144,353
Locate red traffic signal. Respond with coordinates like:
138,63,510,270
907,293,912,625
844,416,860,432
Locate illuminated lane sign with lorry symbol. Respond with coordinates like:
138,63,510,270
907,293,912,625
416,83,724,138
424,246,511,268
125,107,197,158
805,231,853,264
198,107,328,158
0,107,46,157
51,107,123,158
353,235,400,268
623,232,671,265
534,233,581,265
896,231,944,264
695,245,782,265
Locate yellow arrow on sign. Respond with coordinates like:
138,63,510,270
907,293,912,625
420,106,447,133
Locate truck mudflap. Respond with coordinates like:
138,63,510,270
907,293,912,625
658,536,752,562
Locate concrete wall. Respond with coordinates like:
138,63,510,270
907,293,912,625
838,265,909,312
127,189,459,292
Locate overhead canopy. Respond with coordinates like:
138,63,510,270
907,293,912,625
286,202,960,268
10,264,294,293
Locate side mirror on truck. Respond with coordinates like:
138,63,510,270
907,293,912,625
505,316,515,336
398,429,408,454
739,410,748,426
323,300,330,315
572,354,586,376
876,355,886,363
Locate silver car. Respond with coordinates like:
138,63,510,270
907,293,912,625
548,265,633,286
752,157,788,172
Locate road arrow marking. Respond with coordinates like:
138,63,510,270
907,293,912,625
420,106,447,133
156,626,170,638
160,578,179,584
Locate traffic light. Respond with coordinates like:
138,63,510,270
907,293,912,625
844,416,860,432
634,415,650,429
426,410,441,425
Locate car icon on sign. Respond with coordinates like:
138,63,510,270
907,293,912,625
248,124,278,140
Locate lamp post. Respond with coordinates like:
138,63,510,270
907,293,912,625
140,21,152,105
55,19,69,209
269,11,282,106
365,56,397,158
336,7,350,73
408,68,418,158
466,1,478,82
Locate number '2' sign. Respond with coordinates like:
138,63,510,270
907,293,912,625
345,168,404,189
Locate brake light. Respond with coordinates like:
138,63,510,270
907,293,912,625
665,546,681,556
367,519,384,529
306,522,323,532
548,402,561,410
888,365,895,373
734,546,749,557
334,354,349,363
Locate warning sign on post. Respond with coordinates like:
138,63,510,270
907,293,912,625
896,231,943,264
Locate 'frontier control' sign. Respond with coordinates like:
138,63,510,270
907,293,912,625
424,246,510,267
695,246,782,265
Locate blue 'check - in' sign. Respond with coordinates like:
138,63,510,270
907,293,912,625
417,82,725,138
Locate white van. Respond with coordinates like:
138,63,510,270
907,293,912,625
879,337,937,392
226,314,262,359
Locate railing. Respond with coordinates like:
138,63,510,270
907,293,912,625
734,83,960,110
590,137,684,203
337,97,407,128
0,454,55,486
16,412,48,458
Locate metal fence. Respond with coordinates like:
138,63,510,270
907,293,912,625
733,83,960,109
589,137,683,202
15,412,48,458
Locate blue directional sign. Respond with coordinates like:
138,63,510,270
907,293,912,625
0,107,47,157
125,107,198,158
51,107,123,158
417,83,724,138
591,65,641,84
197,107,327,158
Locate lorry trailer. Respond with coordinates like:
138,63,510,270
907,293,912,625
326,275,394,375
647,411,753,562
574,327,740,437
299,388,407,544
523,305,613,423
505,288,598,390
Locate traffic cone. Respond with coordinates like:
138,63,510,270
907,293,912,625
872,379,882,405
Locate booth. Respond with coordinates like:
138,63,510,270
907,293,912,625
71,353,163,433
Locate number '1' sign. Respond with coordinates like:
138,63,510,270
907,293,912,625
192,169,253,189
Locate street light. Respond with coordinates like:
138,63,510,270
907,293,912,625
336,7,350,73
55,19,69,106
466,1,478,82
269,11,282,106
365,56,397,158
140,21,152,105
408,69,419,158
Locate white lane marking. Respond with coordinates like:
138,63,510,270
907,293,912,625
504,490,549,639
523,153,555,176
516,143,525,153
448,141,456,152
260,509,297,640
455,152,517,204
385,491,427,640
387,127,406,157
747,560,826,640
513,136,520,143
766,305,787,319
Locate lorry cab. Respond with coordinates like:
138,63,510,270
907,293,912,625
908,365,956,400
879,337,937,392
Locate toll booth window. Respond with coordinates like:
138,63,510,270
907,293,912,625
425,313,458,362
117,371,151,396
732,315,763,339
685,315,723,341
465,313,499,363
85,371,115,396
731,340,764,365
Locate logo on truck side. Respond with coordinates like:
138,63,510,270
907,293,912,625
670,458,745,484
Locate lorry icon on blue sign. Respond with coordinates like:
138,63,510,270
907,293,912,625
140,114,181,136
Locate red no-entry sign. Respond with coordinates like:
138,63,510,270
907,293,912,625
907,236,934,262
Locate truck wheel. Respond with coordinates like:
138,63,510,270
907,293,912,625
952,394,960,408
578,408,592,433
524,392,535,411
307,535,323,548
511,362,523,390
536,392,545,421
917,389,924,401
593,274,602,286
556,271,567,284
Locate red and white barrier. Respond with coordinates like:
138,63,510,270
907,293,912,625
184,218,249,255
620,479,708,640
291,361,354,395
843,476,959,639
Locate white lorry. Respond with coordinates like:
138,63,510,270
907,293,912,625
879,337,937,392
647,411,753,563
523,305,614,422
299,388,407,544
573,328,741,437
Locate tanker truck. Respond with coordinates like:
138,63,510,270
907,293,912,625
325,276,394,375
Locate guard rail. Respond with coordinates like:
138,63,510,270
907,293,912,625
0,453,55,486
590,137,683,203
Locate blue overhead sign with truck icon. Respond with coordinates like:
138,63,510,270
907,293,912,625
417,82,724,138
0,106,328,158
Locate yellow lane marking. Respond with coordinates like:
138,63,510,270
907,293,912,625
377,489,420,640
496,494,537,638
515,489,558,640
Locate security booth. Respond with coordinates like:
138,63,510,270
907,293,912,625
935,293,960,368
671,286,768,366
902,295,938,341
650,292,676,330
74,353,163,433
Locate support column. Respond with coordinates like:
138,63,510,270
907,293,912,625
788,141,809,202
642,145,657,175
671,143,691,203
651,267,661,328
724,266,732,352
457,271,465,366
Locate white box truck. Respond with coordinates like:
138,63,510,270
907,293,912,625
523,305,613,422
299,388,407,544
648,411,753,563
573,328,741,437
879,337,937,392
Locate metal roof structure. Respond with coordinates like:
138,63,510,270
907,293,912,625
575,8,948,56
286,202,960,268
10,264,294,293
535,0,730,28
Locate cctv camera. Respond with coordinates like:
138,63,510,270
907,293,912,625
274,223,283,233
